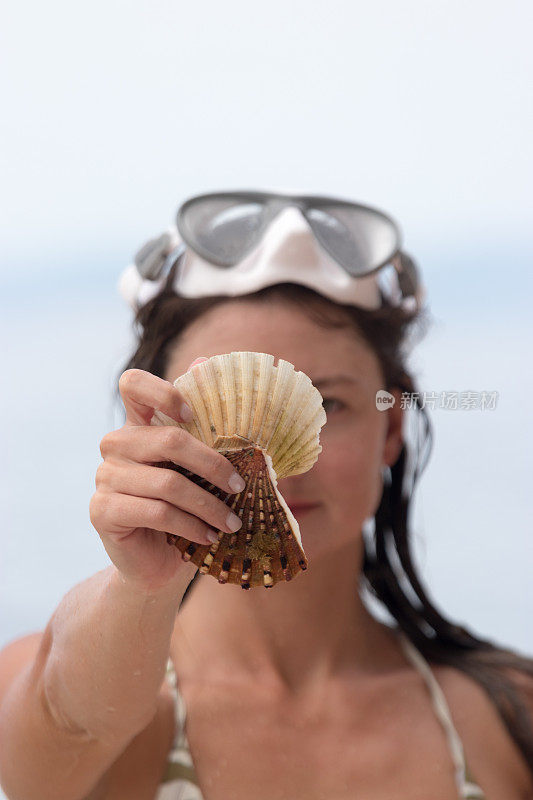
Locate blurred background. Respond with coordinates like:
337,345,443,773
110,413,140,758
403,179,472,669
1,0,532,670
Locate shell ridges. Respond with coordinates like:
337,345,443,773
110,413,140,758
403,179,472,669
151,351,326,588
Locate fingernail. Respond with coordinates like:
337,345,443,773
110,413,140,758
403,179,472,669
228,473,246,493
226,511,242,533
206,530,220,544
180,402,193,422
190,357,209,368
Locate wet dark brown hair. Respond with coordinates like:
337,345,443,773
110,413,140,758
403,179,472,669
117,256,533,774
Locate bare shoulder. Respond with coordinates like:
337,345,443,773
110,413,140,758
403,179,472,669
432,661,533,798
0,631,44,703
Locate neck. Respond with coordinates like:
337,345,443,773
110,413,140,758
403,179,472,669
172,534,402,696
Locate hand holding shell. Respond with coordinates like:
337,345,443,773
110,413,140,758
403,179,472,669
151,351,327,589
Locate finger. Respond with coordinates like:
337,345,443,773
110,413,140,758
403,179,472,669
99,426,246,496
96,461,243,535
188,356,209,368
95,492,218,545
118,369,193,427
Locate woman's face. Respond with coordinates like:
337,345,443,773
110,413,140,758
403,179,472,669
164,299,403,561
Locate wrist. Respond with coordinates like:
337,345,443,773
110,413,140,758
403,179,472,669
109,564,195,606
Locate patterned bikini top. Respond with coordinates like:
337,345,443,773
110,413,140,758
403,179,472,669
155,631,487,800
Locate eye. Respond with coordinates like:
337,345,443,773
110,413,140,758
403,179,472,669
322,397,345,414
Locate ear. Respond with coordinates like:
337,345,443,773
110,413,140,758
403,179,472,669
382,387,404,467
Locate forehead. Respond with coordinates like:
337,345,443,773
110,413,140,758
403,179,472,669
164,299,382,385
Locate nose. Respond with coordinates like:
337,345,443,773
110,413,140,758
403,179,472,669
259,206,321,268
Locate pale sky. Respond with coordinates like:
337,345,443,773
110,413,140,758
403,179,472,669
2,0,532,266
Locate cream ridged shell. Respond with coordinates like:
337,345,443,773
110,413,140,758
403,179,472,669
153,351,326,479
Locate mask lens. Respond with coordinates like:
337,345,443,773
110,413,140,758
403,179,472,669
305,205,399,276
178,197,269,266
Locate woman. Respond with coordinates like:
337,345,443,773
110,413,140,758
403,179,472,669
0,191,531,800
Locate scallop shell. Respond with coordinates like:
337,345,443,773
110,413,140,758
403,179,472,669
151,351,327,588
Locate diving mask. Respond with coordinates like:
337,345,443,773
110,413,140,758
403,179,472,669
118,189,425,312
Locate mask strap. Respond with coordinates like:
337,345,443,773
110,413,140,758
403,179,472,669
392,252,420,300
134,226,182,280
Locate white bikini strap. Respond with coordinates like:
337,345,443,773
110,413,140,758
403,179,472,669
397,631,467,793
165,658,188,733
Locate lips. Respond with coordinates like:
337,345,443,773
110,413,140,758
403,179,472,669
287,502,320,512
